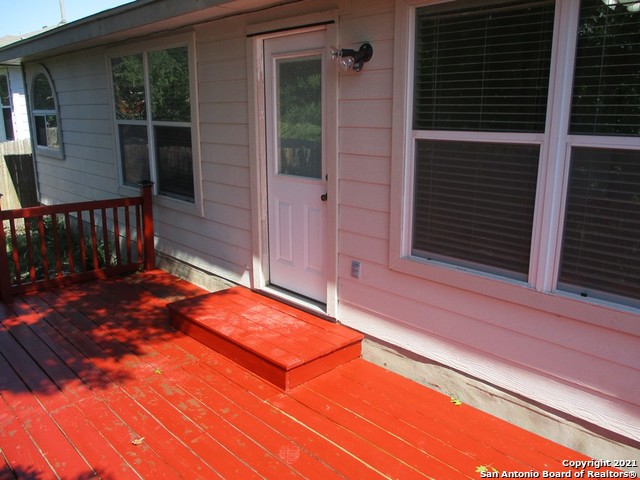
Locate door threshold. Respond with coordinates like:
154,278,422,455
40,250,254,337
260,285,334,322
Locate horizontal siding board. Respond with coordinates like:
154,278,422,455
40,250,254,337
203,182,251,210
339,301,640,442
339,127,391,157
198,58,246,83
203,201,251,231
156,211,251,251
338,278,638,404
201,144,250,168
339,231,388,265
344,261,640,372
198,102,248,125
200,124,249,147
339,180,390,213
201,163,250,189
339,206,388,239
340,70,393,101
340,99,392,129
199,80,248,104
155,222,251,272
339,154,390,185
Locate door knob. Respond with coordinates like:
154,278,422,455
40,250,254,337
321,193,328,202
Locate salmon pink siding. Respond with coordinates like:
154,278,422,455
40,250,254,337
12,0,640,451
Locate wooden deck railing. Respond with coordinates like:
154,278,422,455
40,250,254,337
0,182,155,303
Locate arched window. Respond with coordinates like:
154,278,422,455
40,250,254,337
31,68,63,157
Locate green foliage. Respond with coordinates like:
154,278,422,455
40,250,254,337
149,46,191,122
5,214,112,284
112,54,146,120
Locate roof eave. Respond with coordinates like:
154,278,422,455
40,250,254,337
0,0,250,64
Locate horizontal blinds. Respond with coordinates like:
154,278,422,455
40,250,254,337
412,140,539,278
559,147,640,302
570,0,640,136
414,0,554,133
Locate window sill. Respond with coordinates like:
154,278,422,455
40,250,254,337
390,254,640,337
35,145,65,160
118,184,203,217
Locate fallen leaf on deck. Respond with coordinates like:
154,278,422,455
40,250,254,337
131,437,146,445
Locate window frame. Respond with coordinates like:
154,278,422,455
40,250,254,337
29,66,64,159
390,0,640,329
107,33,203,216
0,68,14,141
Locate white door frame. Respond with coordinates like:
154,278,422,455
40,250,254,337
247,19,338,317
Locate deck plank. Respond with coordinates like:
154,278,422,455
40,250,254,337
0,270,623,479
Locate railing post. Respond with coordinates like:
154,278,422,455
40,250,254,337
138,181,156,271
0,193,14,303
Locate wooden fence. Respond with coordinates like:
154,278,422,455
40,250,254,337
0,183,155,303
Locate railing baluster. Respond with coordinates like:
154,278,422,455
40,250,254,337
77,210,87,272
0,194,12,302
38,216,49,281
125,206,132,265
25,219,35,283
52,214,62,278
65,212,75,275
101,208,110,268
89,210,99,271
139,182,155,270
9,218,21,286
113,207,122,267
135,204,143,264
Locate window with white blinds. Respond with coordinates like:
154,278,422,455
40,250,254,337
413,140,539,279
558,0,640,304
414,0,555,133
411,0,552,278
408,0,640,307
559,147,640,301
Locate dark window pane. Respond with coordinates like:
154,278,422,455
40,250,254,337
570,0,640,136
155,126,194,202
112,55,146,121
412,140,539,278
32,73,55,110
559,147,640,303
0,74,9,106
119,124,149,186
2,107,14,141
149,47,191,122
34,114,59,148
414,0,554,133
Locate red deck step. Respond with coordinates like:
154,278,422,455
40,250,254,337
167,287,364,390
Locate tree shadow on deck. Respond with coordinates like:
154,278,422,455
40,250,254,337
0,271,205,398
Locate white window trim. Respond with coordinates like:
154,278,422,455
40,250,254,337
0,68,12,142
30,65,64,160
390,0,640,335
107,32,204,217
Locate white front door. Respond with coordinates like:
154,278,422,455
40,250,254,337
264,30,328,303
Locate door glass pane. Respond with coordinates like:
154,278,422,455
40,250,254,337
277,56,322,179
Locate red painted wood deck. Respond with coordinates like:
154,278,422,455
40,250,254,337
0,270,622,479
